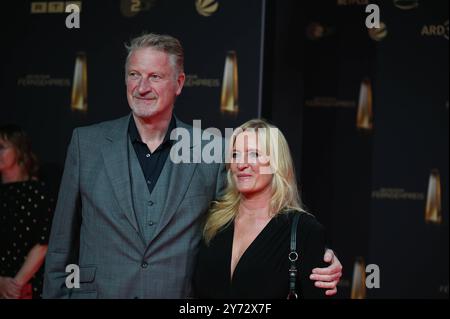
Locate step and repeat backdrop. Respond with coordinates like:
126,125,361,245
297,0,448,298
0,0,265,181
0,0,447,299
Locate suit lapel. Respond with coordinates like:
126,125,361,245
101,114,140,234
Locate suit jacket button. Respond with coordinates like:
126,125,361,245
141,262,148,269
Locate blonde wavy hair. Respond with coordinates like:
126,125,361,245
203,119,305,244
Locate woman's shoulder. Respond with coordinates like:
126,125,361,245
1,179,44,191
22,180,56,201
283,210,325,234
17,180,48,192
283,211,326,256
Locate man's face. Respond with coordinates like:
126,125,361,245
126,48,185,120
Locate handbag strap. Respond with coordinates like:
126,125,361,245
287,212,303,300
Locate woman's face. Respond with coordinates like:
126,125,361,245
230,131,273,196
0,138,18,172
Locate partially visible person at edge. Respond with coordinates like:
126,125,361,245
43,32,341,298
194,119,341,298
0,124,55,299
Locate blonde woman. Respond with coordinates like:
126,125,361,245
194,119,339,299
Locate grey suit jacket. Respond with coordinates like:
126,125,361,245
43,114,226,298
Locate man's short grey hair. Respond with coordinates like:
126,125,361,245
125,33,184,76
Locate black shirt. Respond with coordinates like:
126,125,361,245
193,212,327,299
128,116,175,195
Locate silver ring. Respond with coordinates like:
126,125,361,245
289,252,298,262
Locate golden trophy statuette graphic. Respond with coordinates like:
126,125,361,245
196,0,219,17
220,51,239,116
351,257,366,299
71,52,88,112
369,22,388,41
425,169,442,224
356,78,373,131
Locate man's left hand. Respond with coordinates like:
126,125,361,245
310,249,343,296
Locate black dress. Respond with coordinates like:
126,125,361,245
193,212,327,299
0,180,55,298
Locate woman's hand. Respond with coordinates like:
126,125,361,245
0,276,22,299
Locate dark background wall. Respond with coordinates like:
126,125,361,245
1,0,448,298
265,0,448,298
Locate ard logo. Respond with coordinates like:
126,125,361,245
421,20,449,40
30,1,82,14
196,0,219,17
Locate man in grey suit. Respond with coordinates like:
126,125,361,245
43,33,342,298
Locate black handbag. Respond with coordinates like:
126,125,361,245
287,212,304,299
